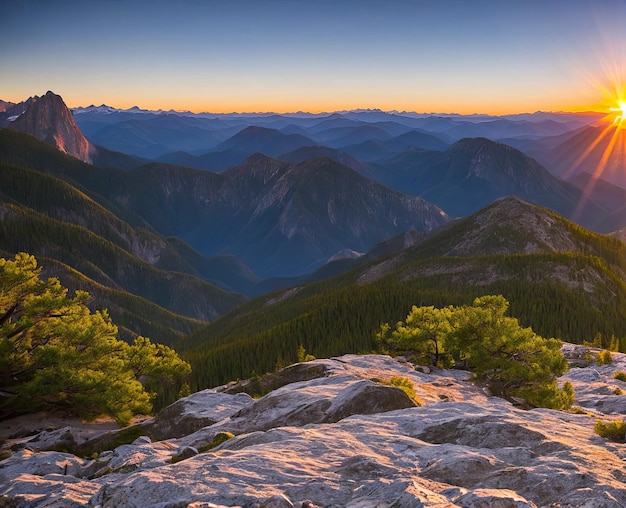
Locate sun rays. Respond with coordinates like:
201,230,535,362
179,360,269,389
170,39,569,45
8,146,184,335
569,86,626,223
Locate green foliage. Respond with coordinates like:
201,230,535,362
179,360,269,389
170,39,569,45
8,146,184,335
612,371,626,382
380,296,573,410
378,304,454,367
0,253,190,425
596,350,613,365
126,336,191,398
373,376,423,405
197,431,235,452
594,419,626,442
296,344,315,363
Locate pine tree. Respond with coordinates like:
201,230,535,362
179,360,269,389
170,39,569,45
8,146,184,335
380,295,573,410
0,253,190,425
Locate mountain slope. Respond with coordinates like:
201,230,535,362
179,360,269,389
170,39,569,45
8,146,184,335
0,201,246,323
0,160,259,293
217,155,449,276
178,197,626,389
0,91,95,163
381,129,449,152
155,148,249,172
277,145,370,176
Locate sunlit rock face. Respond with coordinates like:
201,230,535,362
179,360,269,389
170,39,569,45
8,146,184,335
1,350,626,507
1,91,95,163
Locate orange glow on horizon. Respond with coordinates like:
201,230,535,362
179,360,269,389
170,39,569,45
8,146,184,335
65,95,604,117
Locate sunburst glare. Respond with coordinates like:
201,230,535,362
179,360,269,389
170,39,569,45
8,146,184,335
610,101,626,127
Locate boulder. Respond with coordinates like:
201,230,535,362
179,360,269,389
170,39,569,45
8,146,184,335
454,488,536,507
180,376,415,448
0,450,84,484
141,390,253,440
80,440,176,479
219,361,331,396
0,473,100,507
173,445,198,462
259,494,295,508
21,426,79,452
76,390,253,455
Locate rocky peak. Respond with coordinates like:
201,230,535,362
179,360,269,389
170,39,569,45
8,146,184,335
430,196,585,257
0,99,15,113
1,91,95,163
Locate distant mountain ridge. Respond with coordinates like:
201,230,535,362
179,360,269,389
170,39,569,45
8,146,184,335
215,126,316,156
69,99,602,173
368,137,604,228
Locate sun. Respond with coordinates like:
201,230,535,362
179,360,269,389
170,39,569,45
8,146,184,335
610,101,626,128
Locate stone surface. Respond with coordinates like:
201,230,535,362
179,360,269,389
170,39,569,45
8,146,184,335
454,489,535,507
76,390,253,455
1,350,626,507
21,426,78,452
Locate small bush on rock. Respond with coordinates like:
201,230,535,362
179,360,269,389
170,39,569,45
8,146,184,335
596,350,613,365
372,376,423,405
594,419,626,442
613,371,626,382
197,431,235,453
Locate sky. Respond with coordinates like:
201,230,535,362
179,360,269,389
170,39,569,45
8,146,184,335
1,0,626,115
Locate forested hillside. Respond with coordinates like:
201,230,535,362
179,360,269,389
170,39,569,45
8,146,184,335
179,198,626,390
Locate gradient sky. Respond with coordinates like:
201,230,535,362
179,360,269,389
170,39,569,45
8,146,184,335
1,0,626,114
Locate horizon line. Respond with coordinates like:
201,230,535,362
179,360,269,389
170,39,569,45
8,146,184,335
68,103,606,118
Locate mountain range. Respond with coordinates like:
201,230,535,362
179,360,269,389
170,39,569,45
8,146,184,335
1,90,626,386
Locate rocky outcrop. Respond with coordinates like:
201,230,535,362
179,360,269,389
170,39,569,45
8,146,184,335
75,390,253,456
1,350,626,507
0,91,95,163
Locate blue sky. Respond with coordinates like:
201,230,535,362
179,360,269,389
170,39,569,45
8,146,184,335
2,0,626,113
